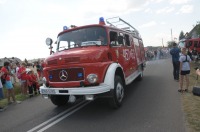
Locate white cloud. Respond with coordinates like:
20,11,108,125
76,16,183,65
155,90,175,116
143,32,171,47
150,0,164,3
169,0,191,5
144,8,153,13
0,0,7,4
79,0,147,18
161,22,167,25
156,7,175,14
139,21,157,28
179,5,193,13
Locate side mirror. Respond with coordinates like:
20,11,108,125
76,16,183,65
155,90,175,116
46,38,53,46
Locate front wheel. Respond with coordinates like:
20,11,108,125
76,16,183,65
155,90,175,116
136,71,143,81
109,75,124,109
50,95,69,106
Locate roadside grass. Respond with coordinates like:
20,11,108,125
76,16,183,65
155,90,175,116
182,62,200,132
0,83,28,108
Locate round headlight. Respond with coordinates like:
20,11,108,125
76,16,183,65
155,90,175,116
87,74,98,84
42,77,47,85
46,38,53,46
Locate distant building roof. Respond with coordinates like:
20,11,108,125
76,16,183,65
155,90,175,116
187,24,200,39
0,57,22,66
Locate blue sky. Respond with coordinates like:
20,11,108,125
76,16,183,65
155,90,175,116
0,0,199,60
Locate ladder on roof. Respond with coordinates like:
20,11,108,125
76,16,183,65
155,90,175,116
106,17,140,37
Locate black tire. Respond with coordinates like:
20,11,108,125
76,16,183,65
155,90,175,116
50,95,69,106
109,75,124,109
136,71,143,81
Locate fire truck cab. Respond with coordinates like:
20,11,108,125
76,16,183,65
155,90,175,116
40,17,146,108
179,38,200,59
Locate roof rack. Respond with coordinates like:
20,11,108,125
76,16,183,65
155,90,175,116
106,17,140,37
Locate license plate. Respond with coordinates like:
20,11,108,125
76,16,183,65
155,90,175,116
41,89,56,94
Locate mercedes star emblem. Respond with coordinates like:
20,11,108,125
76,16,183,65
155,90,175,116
59,70,68,81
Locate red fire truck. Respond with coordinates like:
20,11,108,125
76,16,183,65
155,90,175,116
40,17,146,108
179,38,200,51
179,38,200,60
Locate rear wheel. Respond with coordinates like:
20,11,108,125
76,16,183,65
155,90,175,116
109,75,124,109
50,95,69,106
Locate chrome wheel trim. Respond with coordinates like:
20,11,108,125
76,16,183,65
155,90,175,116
116,82,124,103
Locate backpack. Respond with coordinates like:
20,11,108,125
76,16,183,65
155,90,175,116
183,55,189,63
1,74,7,85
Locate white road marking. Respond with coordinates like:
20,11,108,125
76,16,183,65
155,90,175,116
27,101,89,132
37,101,90,132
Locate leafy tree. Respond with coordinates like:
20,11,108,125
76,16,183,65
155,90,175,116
196,21,200,37
24,58,28,65
179,31,185,40
167,41,176,48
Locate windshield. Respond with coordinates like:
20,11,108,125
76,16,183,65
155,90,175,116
178,41,185,48
57,27,107,51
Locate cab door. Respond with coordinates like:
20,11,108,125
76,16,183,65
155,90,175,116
124,34,137,75
139,39,145,62
129,36,137,73
109,31,130,77
133,37,142,65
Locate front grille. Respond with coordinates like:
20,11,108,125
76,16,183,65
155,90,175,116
48,68,84,82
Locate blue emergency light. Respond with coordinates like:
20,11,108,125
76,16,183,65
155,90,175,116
77,73,83,78
49,75,53,80
63,26,68,31
99,17,105,25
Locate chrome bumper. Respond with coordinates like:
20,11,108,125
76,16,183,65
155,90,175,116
39,83,112,95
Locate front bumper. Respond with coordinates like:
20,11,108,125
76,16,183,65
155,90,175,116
39,83,112,95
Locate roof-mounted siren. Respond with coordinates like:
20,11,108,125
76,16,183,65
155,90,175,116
99,17,106,25
63,26,68,31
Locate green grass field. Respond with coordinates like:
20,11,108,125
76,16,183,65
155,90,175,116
182,62,200,132
0,83,28,108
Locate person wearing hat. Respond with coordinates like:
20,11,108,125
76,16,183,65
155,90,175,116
170,42,181,81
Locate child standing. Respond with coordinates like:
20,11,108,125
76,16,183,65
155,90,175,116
179,48,192,92
0,71,4,110
0,70,4,99
31,72,39,95
1,62,16,104
26,70,35,97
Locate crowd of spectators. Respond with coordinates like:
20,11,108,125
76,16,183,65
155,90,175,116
0,60,44,109
145,48,171,61
170,42,200,93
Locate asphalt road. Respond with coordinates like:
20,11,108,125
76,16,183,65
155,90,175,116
0,59,188,132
